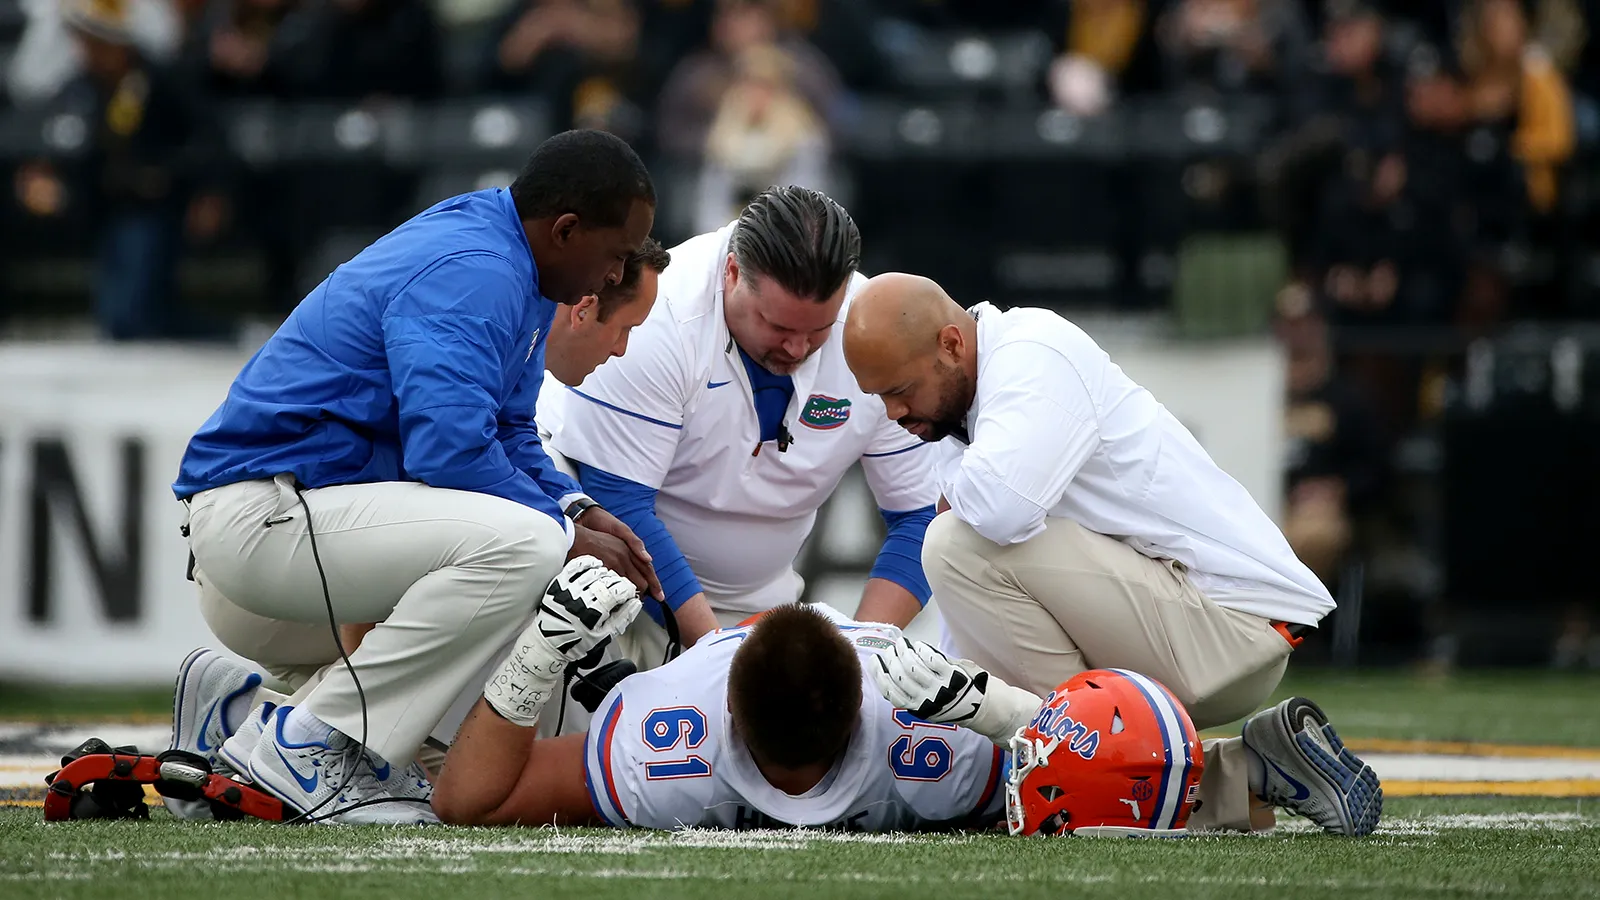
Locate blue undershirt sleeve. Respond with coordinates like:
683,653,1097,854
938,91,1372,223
575,462,705,621
871,505,936,606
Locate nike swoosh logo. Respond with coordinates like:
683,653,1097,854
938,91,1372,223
275,743,320,794
1266,757,1312,801
707,380,732,389
196,702,220,753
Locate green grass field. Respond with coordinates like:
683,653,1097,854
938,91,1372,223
3,798,1597,900
4,669,1599,900
0,685,173,723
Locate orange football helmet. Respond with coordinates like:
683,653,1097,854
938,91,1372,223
1005,668,1204,837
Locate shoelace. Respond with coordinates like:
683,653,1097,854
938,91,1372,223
326,744,387,805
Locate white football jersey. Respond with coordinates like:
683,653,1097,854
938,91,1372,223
582,610,1006,830
540,224,937,615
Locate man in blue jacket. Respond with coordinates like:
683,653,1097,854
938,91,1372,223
170,130,657,824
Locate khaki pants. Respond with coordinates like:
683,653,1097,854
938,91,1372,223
186,475,568,766
198,583,337,695
923,512,1293,831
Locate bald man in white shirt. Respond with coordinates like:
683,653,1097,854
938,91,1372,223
842,273,1382,837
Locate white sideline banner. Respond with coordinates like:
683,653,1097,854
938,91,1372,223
0,338,1283,685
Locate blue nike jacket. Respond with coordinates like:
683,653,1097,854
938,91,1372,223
173,188,581,531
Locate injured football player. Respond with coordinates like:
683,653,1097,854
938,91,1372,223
431,594,1009,831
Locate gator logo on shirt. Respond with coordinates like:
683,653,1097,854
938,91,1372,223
855,635,894,651
799,394,851,430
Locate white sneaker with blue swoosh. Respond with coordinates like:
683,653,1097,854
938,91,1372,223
1242,697,1383,836
166,648,263,821
247,706,439,825
378,761,435,805
218,700,276,780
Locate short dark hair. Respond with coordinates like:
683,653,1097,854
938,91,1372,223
511,130,655,228
728,604,862,769
596,237,670,321
730,186,861,302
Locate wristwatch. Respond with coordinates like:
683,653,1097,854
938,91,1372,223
564,497,601,523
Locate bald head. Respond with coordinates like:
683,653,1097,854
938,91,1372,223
844,273,978,443
845,273,968,371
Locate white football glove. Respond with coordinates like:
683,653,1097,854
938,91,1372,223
536,555,643,660
870,637,1044,745
484,555,642,727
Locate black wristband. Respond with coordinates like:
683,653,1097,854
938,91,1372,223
565,497,601,522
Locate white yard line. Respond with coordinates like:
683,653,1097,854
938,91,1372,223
1362,753,1600,781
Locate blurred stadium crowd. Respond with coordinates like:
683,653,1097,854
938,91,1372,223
4,0,1599,667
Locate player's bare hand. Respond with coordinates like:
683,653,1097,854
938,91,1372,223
574,508,663,602
569,523,658,601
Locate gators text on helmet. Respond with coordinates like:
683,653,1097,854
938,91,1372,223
1006,668,1204,837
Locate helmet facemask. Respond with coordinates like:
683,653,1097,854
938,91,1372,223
1004,729,1069,836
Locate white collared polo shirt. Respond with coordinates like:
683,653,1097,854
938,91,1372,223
541,225,936,615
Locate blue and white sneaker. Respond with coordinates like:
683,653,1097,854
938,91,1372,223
379,761,434,806
167,648,262,821
1242,697,1383,836
218,701,276,781
247,706,438,825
